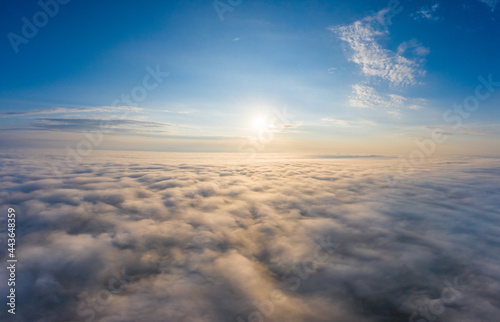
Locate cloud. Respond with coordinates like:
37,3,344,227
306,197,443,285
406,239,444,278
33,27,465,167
1,151,499,321
349,84,399,108
330,10,426,87
271,123,300,133
412,3,441,21
312,154,385,159
0,106,143,117
162,109,194,114
408,104,424,110
330,9,428,113
31,118,171,134
321,118,377,127
348,84,426,113
397,39,430,57
424,123,500,136
0,106,177,138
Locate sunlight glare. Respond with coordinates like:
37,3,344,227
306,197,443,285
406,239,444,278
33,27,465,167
253,116,269,131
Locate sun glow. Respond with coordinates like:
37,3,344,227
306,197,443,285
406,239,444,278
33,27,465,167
253,116,269,131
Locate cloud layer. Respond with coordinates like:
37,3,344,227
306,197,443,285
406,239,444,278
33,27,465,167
0,151,499,321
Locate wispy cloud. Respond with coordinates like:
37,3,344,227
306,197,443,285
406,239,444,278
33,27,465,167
425,123,500,136
330,11,426,87
162,109,194,115
321,117,377,127
348,84,426,114
31,118,171,134
412,3,441,22
271,123,300,133
330,9,428,113
1,106,143,117
397,39,430,58
349,84,397,108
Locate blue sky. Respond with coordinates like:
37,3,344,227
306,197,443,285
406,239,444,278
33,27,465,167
1,0,499,154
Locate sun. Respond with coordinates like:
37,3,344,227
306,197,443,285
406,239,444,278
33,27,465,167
253,116,268,131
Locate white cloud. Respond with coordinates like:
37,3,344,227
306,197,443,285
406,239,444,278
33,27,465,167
330,9,428,113
348,84,427,114
330,11,426,87
397,39,430,57
349,84,396,108
0,106,143,117
348,84,426,113
321,118,377,127
162,109,194,114
2,151,499,321
412,3,441,21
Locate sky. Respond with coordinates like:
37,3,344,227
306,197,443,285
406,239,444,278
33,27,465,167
0,0,499,155
1,3,500,320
